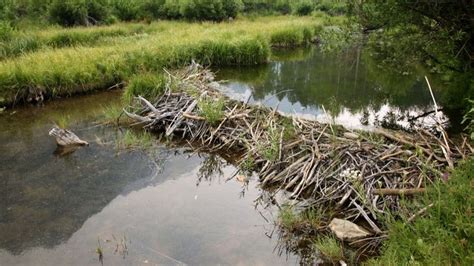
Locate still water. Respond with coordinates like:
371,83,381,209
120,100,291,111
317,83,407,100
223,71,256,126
0,92,294,265
217,46,442,130
0,46,441,265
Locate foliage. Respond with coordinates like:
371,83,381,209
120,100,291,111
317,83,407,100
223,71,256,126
314,236,344,262
123,73,166,103
48,0,110,27
116,130,153,150
349,0,473,112
198,97,225,126
294,0,313,16
0,17,318,106
367,159,474,265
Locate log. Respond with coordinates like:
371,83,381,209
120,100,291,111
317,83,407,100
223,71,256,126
372,188,426,196
49,126,89,146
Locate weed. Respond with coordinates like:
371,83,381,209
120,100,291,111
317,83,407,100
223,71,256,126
116,130,153,150
101,104,124,125
198,97,225,126
259,127,280,161
240,154,255,174
123,73,166,103
314,236,344,262
55,114,71,129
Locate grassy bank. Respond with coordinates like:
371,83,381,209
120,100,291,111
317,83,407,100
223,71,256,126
366,158,474,265
0,16,328,107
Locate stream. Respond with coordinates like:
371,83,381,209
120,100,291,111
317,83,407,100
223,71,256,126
0,46,442,265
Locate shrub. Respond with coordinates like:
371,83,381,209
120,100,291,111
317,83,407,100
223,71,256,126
162,0,182,19
181,0,226,22
222,0,243,18
48,0,88,26
49,0,109,26
275,0,292,15
294,0,313,16
109,0,141,21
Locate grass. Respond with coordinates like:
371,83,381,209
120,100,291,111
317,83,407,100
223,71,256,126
123,73,166,103
366,159,474,265
198,97,225,126
314,236,344,262
0,16,328,107
116,130,153,150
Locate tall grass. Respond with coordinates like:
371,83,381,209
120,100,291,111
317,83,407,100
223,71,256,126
0,16,323,107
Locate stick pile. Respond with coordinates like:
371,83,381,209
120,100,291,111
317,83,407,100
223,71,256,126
125,63,473,234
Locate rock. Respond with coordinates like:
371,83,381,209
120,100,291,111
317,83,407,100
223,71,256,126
329,218,370,241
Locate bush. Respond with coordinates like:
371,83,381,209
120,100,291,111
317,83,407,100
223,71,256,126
49,0,88,26
294,0,313,16
180,0,226,22
275,0,292,15
161,0,181,19
49,0,109,26
109,0,141,21
222,0,243,18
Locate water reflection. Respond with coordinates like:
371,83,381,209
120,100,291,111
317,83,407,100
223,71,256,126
217,46,445,130
0,92,298,265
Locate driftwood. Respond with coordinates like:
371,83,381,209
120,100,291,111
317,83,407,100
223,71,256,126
49,126,88,146
124,63,471,235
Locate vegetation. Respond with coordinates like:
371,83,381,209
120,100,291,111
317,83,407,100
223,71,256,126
314,236,344,262
0,0,347,27
198,97,225,126
368,159,474,265
123,73,166,103
348,1,473,112
0,16,323,107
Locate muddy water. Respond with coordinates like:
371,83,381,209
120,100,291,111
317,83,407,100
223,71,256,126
217,46,444,130
0,92,294,265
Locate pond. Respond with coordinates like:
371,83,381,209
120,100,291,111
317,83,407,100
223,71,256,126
0,92,298,265
217,46,447,131
0,46,445,265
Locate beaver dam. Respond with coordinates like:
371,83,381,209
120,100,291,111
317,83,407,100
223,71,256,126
124,63,472,245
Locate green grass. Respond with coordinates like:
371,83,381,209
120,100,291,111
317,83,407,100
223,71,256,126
314,236,344,263
123,73,166,103
198,97,225,126
116,130,153,150
366,159,474,265
0,16,325,107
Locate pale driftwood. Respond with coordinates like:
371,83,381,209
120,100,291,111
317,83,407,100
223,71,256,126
49,126,88,146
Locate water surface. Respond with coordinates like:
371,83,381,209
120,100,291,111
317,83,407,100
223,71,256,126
0,92,294,265
217,46,445,130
